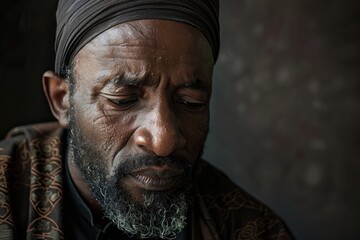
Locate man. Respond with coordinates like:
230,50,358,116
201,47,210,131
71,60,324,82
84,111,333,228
0,0,294,239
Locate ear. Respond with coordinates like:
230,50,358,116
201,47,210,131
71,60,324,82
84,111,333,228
42,71,70,128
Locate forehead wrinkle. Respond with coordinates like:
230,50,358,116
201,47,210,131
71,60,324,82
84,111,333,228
80,26,148,60
73,20,214,93
94,62,150,91
94,22,151,48
84,42,145,60
90,22,165,60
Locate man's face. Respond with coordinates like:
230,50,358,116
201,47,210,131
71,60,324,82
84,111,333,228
67,19,213,238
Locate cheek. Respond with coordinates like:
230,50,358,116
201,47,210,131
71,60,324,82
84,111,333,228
180,111,209,156
73,99,137,161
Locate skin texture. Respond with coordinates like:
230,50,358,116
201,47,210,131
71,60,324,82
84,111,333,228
43,19,214,222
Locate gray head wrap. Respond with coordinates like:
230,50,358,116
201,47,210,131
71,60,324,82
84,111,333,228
55,0,220,74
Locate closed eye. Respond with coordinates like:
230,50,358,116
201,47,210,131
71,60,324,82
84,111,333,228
108,97,138,107
101,93,139,110
177,99,207,112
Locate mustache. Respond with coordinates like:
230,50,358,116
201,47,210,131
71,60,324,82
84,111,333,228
115,155,193,176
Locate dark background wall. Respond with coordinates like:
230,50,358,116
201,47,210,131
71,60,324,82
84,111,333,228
1,1,359,239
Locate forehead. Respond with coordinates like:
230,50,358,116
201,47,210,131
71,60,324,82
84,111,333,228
72,19,214,83
84,19,211,55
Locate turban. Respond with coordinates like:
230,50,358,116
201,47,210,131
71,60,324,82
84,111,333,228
55,0,220,74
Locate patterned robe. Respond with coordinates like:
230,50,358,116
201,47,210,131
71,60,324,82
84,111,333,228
0,122,294,239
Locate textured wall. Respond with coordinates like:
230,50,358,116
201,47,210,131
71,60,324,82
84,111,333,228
1,1,359,239
205,1,360,239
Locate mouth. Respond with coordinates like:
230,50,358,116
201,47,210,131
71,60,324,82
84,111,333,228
129,166,183,191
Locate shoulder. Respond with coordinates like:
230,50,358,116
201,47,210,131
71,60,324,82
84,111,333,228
0,122,65,237
0,122,65,190
1,122,64,165
194,159,294,239
0,122,64,153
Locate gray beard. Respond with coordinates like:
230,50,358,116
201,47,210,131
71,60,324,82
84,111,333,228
67,114,192,239
103,185,189,239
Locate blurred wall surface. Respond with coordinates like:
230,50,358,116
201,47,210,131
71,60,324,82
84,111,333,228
1,1,359,239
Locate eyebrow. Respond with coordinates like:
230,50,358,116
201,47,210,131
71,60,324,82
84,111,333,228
182,79,207,89
105,75,209,94
181,79,210,94
108,75,146,88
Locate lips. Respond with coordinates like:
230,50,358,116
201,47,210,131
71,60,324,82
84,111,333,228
129,166,183,191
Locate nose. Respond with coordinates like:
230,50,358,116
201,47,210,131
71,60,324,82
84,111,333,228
134,101,186,156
